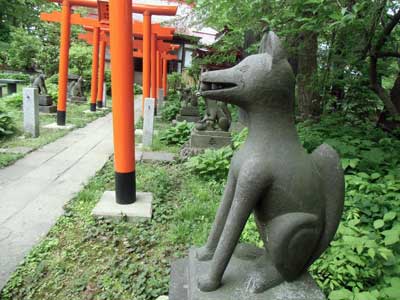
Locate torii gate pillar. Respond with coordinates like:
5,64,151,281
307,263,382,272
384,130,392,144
109,0,136,204
57,0,71,126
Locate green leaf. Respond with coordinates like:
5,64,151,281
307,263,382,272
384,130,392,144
373,219,384,229
384,212,397,221
329,289,353,300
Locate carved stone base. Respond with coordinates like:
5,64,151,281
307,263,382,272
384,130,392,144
69,96,87,103
39,95,53,106
176,115,202,123
180,106,200,116
39,105,57,114
169,245,326,300
190,129,231,149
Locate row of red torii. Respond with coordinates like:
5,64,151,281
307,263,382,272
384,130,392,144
43,0,181,204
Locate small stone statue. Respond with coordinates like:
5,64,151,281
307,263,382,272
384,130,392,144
176,88,201,123
32,74,48,95
193,31,345,294
195,98,231,132
71,76,85,98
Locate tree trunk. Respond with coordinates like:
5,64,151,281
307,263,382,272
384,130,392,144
297,31,321,119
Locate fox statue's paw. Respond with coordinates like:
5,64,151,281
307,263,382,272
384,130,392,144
245,263,284,293
196,246,215,261
197,275,221,292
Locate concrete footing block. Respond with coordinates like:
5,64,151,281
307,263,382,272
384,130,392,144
43,123,76,130
92,191,153,222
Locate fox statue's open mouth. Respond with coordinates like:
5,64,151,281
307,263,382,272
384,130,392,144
200,81,238,97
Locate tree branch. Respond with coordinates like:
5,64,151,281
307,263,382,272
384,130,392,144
374,8,400,53
376,51,400,58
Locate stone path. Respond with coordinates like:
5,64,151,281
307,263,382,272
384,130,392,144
0,114,114,290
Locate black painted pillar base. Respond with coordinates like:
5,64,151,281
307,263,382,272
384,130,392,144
90,103,97,112
57,110,66,126
97,101,103,108
115,171,136,204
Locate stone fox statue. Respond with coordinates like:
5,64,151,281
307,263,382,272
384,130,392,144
197,31,345,293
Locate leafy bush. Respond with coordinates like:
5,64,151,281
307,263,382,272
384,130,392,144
185,128,247,181
46,83,58,101
1,92,23,109
134,83,142,95
161,92,181,121
0,109,15,138
185,147,233,181
0,72,30,82
160,121,193,145
168,72,184,92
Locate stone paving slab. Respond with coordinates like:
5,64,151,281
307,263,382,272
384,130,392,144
0,147,33,155
142,152,175,163
0,113,114,290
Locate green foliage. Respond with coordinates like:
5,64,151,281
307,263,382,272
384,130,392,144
1,93,23,110
0,72,30,82
69,43,92,78
160,121,194,145
0,108,15,138
168,72,184,92
6,28,41,71
134,83,143,95
46,83,58,101
185,128,247,181
161,91,181,121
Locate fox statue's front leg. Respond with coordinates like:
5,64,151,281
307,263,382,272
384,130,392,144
198,164,272,292
196,168,237,261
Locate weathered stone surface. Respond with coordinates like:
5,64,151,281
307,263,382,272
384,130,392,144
143,98,155,147
92,191,153,222
0,147,33,155
43,123,76,130
23,88,39,138
169,246,326,300
39,105,57,114
188,30,345,294
190,129,231,149
176,115,201,123
39,95,53,106
180,106,200,117
142,152,175,163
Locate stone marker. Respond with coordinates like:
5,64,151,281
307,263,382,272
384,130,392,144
158,88,164,113
103,82,107,108
92,191,152,222
169,30,344,299
143,98,155,147
23,88,39,138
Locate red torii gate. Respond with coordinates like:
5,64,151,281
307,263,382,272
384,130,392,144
47,0,177,128
41,10,176,113
44,0,178,205
79,30,179,103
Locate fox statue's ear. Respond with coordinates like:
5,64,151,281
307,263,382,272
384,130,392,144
259,31,286,63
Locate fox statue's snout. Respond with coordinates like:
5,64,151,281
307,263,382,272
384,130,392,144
200,31,295,112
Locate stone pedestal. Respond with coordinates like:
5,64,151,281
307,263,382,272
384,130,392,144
169,245,326,300
92,191,153,222
38,95,57,114
176,106,201,123
190,129,231,149
23,88,39,138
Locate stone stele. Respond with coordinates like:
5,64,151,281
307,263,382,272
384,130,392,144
169,245,326,300
170,30,345,298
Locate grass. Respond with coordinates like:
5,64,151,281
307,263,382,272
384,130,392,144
0,160,227,300
0,97,110,168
